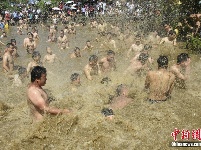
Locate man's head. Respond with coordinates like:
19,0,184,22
6,43,14,52
143,44,152,51
70,73,80,85
116,84,129,96
11,39,16,45
18,66,27,78
86,40,91,46
168,30,176,40
46,47,52,54
31,66,47,86
60,30,64,37
107,50,115,62
74,47,81,57
32,51,41,61
28,32,33,40
138,53,149,65
89,55,98,66
164,23,170,31
177,53,190,66
157,55,168,69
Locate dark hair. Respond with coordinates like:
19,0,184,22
168,30,176,36
107,50,115,55
86,40,90,43
31,66,46,82
11,39,16,43
138,53,149,64
27,32,32,36
143,44,152,51
116,84,127,96
74,47,80,51
6,43,13,48
70,73,79,81
177,53,189,64
18,67,26,76
89,55,98,62
157,55,168,69
32,51,41,59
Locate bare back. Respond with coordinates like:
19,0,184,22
145,70,175,100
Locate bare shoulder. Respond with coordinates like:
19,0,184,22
170,65,178,72
100,57,107,62
168,71,175,80
84,64,90,71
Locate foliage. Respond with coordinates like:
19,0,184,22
187,36,201,52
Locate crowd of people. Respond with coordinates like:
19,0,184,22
0,0,197,123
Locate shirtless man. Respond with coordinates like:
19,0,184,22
11,39,19,58
170,53,191,88
101,84,132,120
145,55,175,103
84,55,101,80
82,40,94,52
43,47,57,63
11,67,27,87
127,36,144,58
27,51,43,77
102,32,117,51
2,43,14,73
90,19,98,28
47,32,57,42
124,53,150,75
70,47,82,58
159,30,177,46
27,66,71,122
99,50,116,73
70,73,81,92
57,30,69,50
32,27,39,41
24,32,36,54
110,84,132,110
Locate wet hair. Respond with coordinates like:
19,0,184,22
11,39,16,43
89,55,98,62
135,34,141,38
70,73,79,81
138,53,149,64
6,43,13,48
32,51,41,59
168,30,176,36
157,55,168,69
74,47,80,51
28,32,33,38
31,66,46,82
116,84,127,96
107,50,115,55
101,108,114,117
18,67,26,76
27,32,32,36
143,44,152,51
177,53,190,64
101,77,111,84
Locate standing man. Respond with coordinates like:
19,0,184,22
145,55,175,103
27,66,71,122
2,43,14,73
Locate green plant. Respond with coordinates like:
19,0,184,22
187,36,201,52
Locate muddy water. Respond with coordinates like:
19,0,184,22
0,22,201,150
